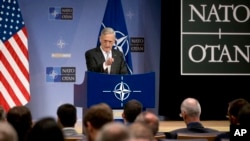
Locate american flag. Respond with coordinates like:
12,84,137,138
0,0,30,111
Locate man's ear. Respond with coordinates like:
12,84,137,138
122,112,125,118
86,121,93,130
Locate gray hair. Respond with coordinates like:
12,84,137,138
181,97,201,117
100,27,116,37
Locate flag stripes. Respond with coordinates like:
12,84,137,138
0,27,30,110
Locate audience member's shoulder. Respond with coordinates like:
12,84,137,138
204,127,220,133
214,132,229,141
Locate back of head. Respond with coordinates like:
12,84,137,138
83,103,113,130
95,121,129,141
180,97,201,118
26,117,64,141
57,103,77,127
228,98,248,125
0,122,18,141
6,106,32,141
238,103,250,126
135,111,159,135
128,122,154,141
123,99,143,123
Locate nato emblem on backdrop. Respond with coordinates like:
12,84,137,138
49,7,73,20
46,67,76,82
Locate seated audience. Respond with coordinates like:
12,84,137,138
26,117,64,141
95,121,130,141
122,99,143,125
6,106,33,141
57,103,86,139
83,103,113,141
165,97,219,139
214,98,248,141
0,121,18,141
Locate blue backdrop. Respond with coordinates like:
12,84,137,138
18,0,161,121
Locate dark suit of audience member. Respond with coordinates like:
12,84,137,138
165,97,219,139
57,103,86,139
122,99,143,125
83,103,113,141
7,106,32,141
214,98,248,141
26,117,64,141
85,27,128,74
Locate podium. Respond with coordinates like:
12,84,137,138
74,71,155,109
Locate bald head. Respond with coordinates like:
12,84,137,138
181,97,201,118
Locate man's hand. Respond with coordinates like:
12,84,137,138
105,57,114,66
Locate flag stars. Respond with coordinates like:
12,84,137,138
126,11,134,19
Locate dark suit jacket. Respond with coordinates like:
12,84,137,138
85,47,128,74
165,122,220,139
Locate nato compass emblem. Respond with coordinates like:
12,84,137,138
114,30,129,57
102,76,141,107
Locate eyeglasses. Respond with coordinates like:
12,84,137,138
179,113,182,117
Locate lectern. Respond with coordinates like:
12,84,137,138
74,71,155,109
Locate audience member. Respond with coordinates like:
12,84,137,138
135,111,159,136
128,122,155,141
95,121,130,141
0,105,6,121
83,103,113,141
238,103,250,126
0,121,18,141
166,97,219,139
6,106,32,141
26,117,64,141
57,103,85,139
122,99,143,125
214,98,248,141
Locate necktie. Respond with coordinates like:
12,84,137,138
106,52,111,74
106,52,110,61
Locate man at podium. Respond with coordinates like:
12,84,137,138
85,27,128,74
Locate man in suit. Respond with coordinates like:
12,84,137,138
214,98,248,141
85,27,128,74
83,103,113,141
57,103,86,140
122,99,143,125
165,97,220,139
